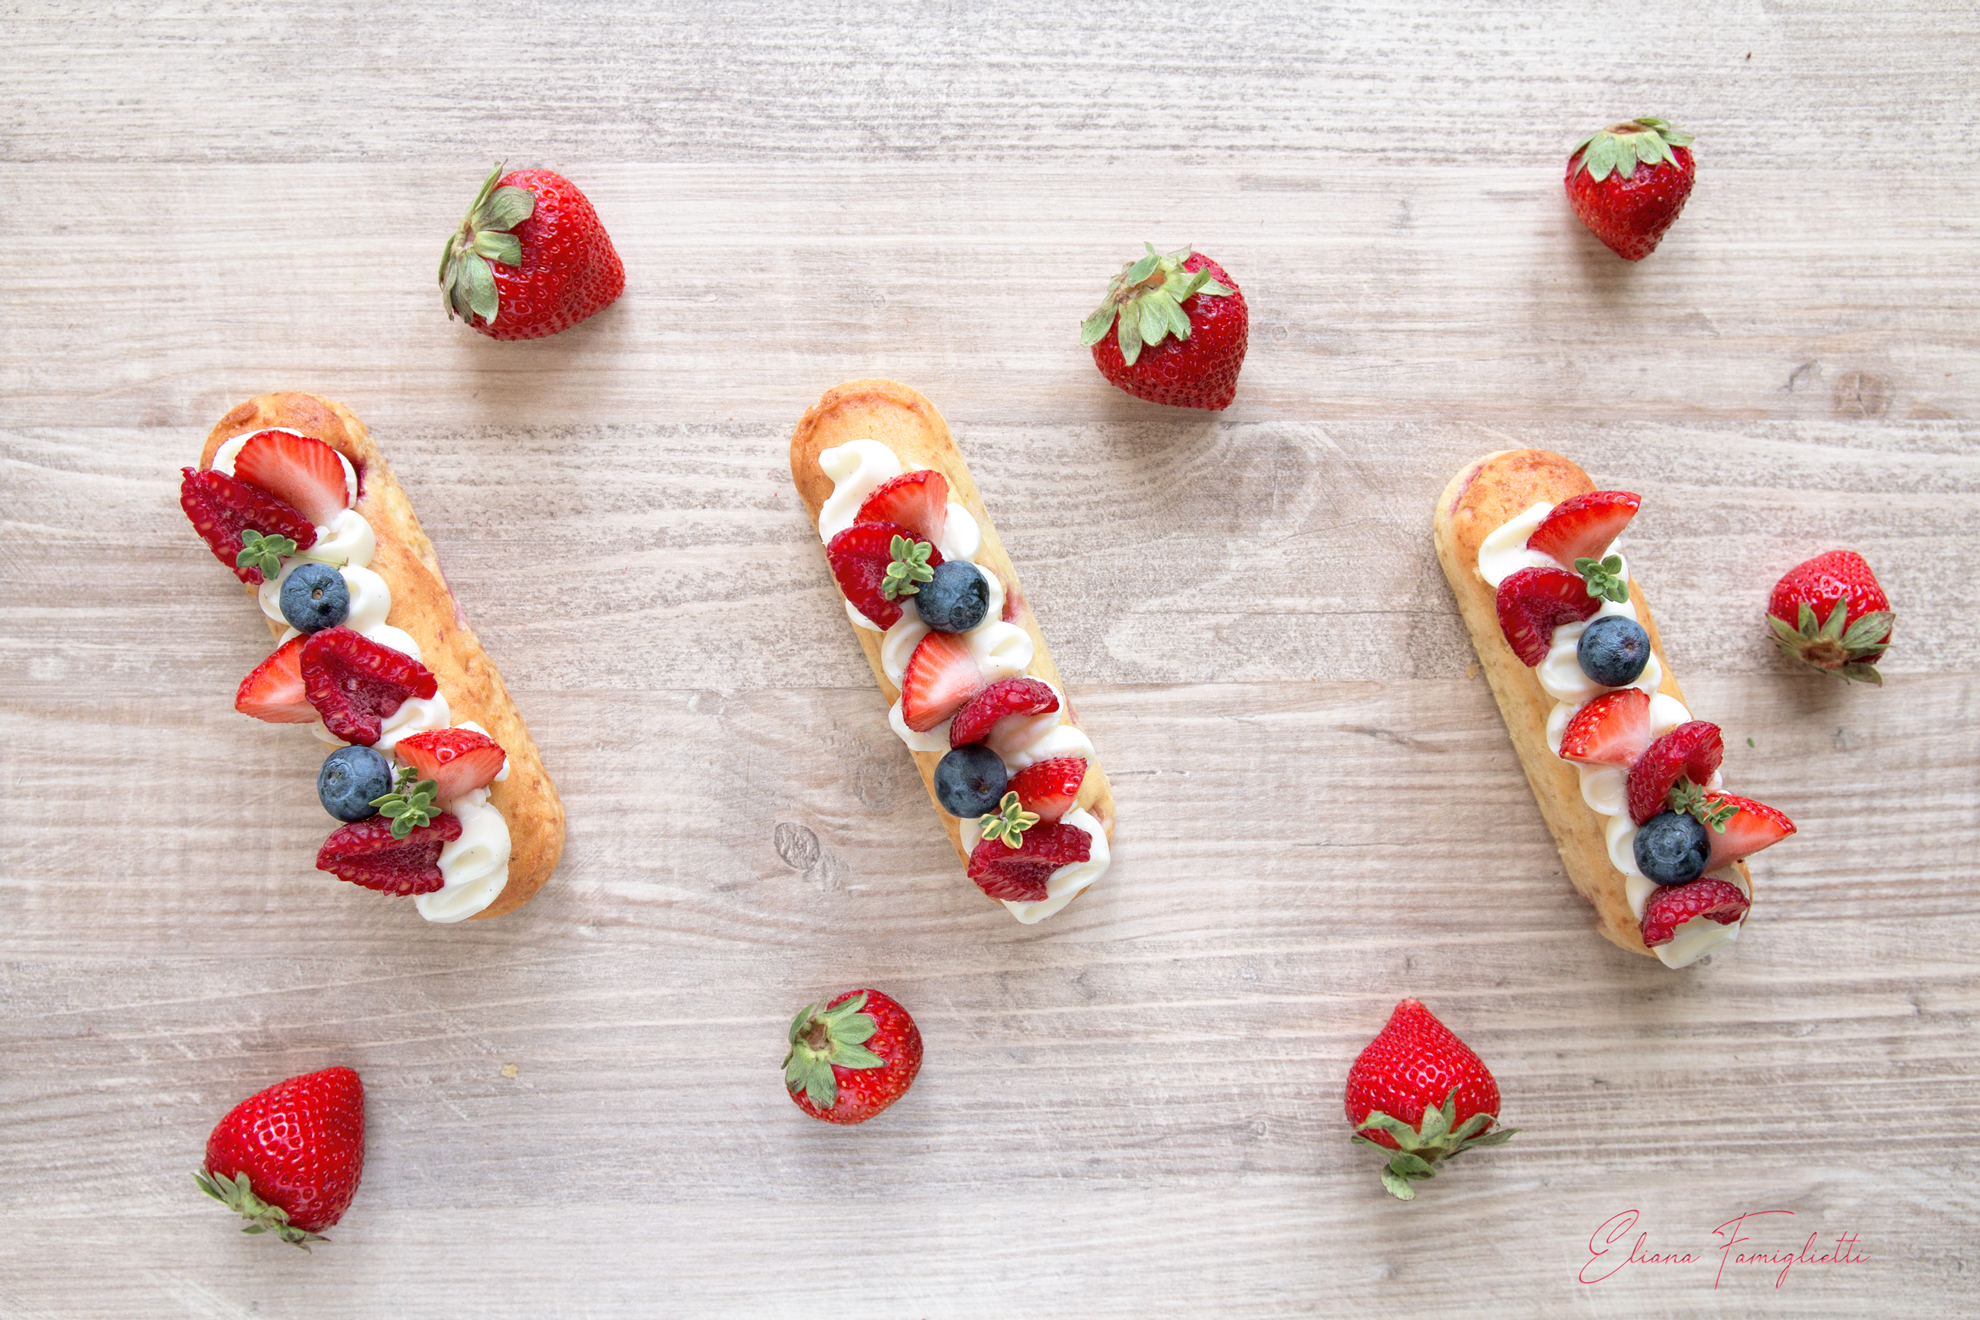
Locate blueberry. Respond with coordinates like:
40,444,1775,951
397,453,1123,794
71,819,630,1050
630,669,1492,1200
281,563,350,633
915,561,991,633
1634,811,1710,886
1578,615,1650,687
318,745,393,821
934,744,1008,818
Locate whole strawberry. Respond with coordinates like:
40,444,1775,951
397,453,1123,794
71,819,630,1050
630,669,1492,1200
195,1066,365,1248
440,164,624,340
1080,244,1247,410
1767,550,1894,684
1344,999,1515,1201
784,989,922,1125
1566,118,1695,261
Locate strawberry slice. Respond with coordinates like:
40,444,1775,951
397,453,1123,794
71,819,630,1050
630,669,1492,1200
1494,567,1601,665
395,728,506,801
1009,757,1087,823
180,467,317,584
232,430,351,526
948,677,1059,747
900,631,984,732
1556,688,1653,768
1526,490,1640,567
1625,721,1724,825
825,522,943,630
855,470,949,545
966,822,1092,902
1639,878,1749,947
235,635,314,724
299,627,439,747
1701,793,1796,873
316,814,462,896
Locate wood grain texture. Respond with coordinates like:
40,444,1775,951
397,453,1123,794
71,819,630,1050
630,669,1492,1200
3,1,1979,1316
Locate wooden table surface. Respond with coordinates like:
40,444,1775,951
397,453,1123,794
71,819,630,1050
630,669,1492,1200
4,3,1978,1316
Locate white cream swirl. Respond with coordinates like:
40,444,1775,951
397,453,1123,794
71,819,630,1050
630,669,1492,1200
1483,500,1744,968
960,806,1110,924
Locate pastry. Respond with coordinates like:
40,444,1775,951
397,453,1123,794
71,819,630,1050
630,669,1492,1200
181,392,564,921
790,379,1116,922
1435,449,1794,967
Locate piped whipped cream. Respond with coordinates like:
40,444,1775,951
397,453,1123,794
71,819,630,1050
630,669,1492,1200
817,438,1109,920
211,431,509,920
1483,501,1745,969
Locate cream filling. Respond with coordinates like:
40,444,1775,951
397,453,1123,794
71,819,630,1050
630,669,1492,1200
960,806,1110,925
209,434,509,923
1486,500,1745,968
818,438,1110,922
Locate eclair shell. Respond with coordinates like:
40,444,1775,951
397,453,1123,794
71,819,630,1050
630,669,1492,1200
790,378,1116,873
1433,448,1751,957
202,393,564,920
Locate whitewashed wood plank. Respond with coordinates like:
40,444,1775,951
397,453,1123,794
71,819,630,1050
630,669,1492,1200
3,162,1977,425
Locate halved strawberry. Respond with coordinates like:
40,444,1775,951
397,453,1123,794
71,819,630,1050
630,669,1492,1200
855,470,948,545
1009,757,1087,823
316,814,462,896
1526,490,1640,567
966,822,1093,902
1639,878,1749,947
1557,688,1653,768
1494,567,1600,665
395,728,506,801
300,627,439,747
900,631,984,732
232,430,351,527
825,522,943,630
235,635,314,724
1625,721,1724,825
948,677,1058,748
1701,793,1796,873
180,467,317,584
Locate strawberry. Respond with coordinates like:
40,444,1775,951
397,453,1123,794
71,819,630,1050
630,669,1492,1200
1767,550,1894,685
1556,687,1653,768
966,821,1091,902
440,164,624,341
1699,793,1796,873
1009,756,1087,824
180,467,317,584
1344,999,1516,1201
299,627,439,747
235,635,314,724
1081,244,1248,410
947,676,1059,748
195,1066,364,1247
1494,567,1601,665
855,470,949,546
1639,878,1750,947
232,430,350,527
825,522,943,630
1565,118,1696,261
1625,721,1724,825
316,813,461,895
1525,490,1640,568
394,728,506,802
784,989,923,1126
899,631,984,732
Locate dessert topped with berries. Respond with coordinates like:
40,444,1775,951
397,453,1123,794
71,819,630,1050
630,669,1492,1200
792,380,1115,923
1437,450,1795,967
183,393,563,922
